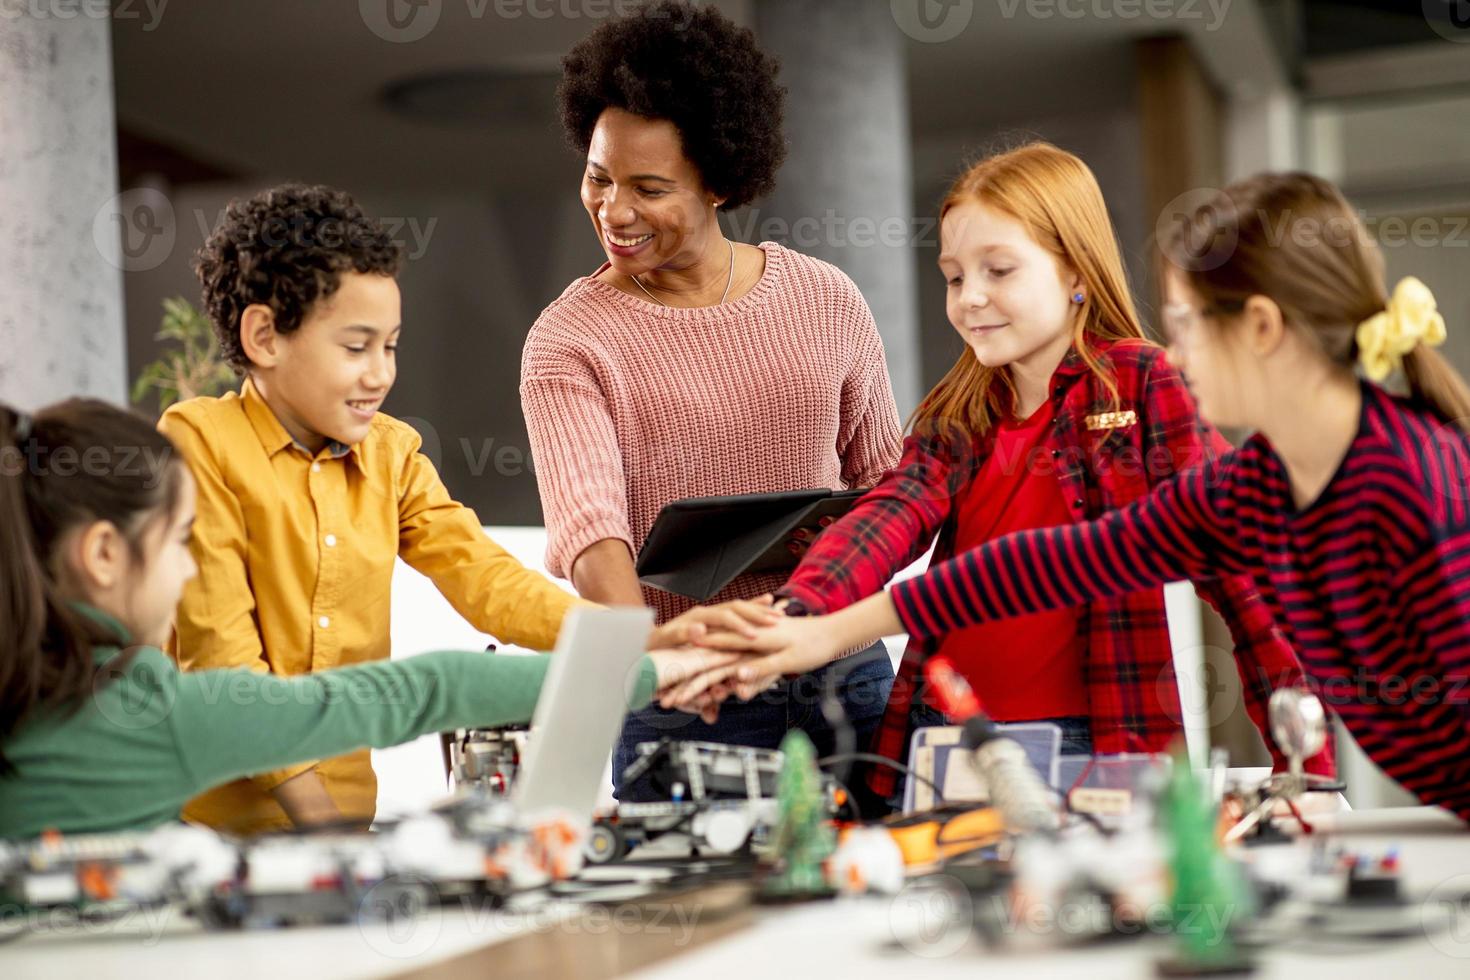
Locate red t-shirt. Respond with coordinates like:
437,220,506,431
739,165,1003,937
931,398,1088,721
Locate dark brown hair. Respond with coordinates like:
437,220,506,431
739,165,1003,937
195,183,404,375
557,0,787,211
0,400,185,773
1160,171,1470,433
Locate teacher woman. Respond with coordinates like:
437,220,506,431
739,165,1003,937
521,1,902,804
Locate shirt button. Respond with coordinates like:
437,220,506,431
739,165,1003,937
318,616,330,629
1073,498,1084,508
311,462,322,473
1051,449,1061,458
324,534,337,547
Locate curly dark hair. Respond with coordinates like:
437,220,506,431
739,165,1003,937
194,184,404,375
557,0,786,210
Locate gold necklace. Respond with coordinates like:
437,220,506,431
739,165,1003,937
632,240,735,307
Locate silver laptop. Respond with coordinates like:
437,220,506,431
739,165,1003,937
511,606,653,825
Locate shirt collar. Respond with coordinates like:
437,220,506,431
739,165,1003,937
69,602,133,659
240,376,361,466
1050,337,1127,388
1053,346,1091,381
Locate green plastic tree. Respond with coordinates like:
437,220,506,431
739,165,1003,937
131,297,238,415
760,730,835,900
1156,741,1256,976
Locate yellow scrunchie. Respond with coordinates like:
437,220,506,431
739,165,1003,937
1356,276,1447,381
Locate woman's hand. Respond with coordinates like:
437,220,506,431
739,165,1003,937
647,594,781,650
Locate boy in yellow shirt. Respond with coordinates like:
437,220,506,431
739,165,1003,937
163,185,769,834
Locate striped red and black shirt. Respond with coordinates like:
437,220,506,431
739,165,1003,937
782,339,1330,795
891,380,1470,820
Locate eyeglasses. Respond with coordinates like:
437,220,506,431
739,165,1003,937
1160,303,1204,347
1160,299,1243,346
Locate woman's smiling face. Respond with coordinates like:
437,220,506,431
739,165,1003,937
581,107,721,278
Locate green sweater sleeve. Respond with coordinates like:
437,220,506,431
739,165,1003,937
169,650,658,794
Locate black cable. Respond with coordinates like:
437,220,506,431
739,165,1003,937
817,751,946,805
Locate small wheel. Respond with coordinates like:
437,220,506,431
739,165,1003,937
585,822,627,864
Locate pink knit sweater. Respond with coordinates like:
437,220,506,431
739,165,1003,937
521,241,902,623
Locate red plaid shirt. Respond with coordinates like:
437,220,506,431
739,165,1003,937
779,339,1334,796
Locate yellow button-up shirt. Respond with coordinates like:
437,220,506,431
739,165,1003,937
160,379,586,833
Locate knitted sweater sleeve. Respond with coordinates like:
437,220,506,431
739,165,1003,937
834,275,902,490
520,320,634,580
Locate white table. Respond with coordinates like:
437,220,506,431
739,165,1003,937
6,807,1466,980
627,807,1470,980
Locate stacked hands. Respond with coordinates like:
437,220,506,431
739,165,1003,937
643,595,856,724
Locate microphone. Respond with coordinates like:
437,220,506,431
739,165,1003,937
924,658,1058,834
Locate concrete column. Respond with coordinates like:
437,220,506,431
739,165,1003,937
1224,87,1300,181
0,13,127,410
751,0,922,415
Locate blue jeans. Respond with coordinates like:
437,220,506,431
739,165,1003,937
613,642,894,807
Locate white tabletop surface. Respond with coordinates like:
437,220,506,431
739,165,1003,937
6,806,1466,980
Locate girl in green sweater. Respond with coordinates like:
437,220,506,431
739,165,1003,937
0,399,734,838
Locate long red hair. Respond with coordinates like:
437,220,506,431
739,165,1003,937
911,142,1146,436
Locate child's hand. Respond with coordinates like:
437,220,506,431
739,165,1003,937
647,647,745,723
647,594,781,650
657,615,844,710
